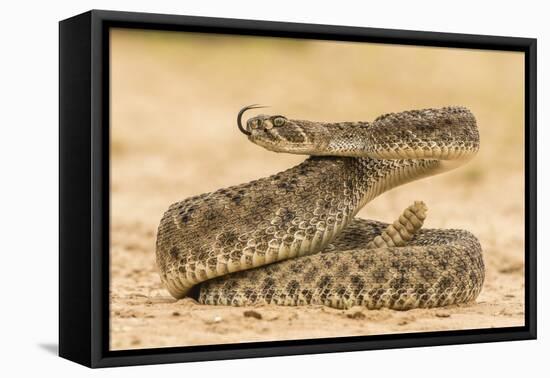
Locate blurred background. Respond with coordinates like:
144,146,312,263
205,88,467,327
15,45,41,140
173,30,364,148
109,28,525,350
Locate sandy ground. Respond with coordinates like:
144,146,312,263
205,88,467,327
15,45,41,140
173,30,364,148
109,29,525,350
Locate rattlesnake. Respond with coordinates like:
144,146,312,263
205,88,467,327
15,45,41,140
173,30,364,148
156,106,484,310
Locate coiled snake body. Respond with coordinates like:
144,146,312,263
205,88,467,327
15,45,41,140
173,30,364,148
156,106,484,310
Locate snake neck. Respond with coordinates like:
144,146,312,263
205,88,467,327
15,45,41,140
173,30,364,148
310,156,444,216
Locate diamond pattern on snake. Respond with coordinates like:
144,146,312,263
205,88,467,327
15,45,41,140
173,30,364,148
156,106,484,310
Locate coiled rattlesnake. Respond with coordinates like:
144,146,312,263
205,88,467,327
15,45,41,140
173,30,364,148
156,106,484,310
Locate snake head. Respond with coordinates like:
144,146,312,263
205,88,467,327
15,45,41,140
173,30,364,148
248,115,329,155
237,105,330,155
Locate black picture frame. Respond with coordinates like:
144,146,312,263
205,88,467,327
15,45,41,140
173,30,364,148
59,9,537,368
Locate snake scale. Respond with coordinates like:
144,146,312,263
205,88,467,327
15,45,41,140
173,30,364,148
156,106,484,310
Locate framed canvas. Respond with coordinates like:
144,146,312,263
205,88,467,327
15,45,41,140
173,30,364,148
59,10,537,368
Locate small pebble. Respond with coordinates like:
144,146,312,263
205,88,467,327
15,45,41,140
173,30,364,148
129,293,148,298
346,311,366,320
203,315,223,325
172,311,181,317
435,313,450,318
243,310,262,320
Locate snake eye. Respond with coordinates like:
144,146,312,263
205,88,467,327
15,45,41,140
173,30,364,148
273,117,286,127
